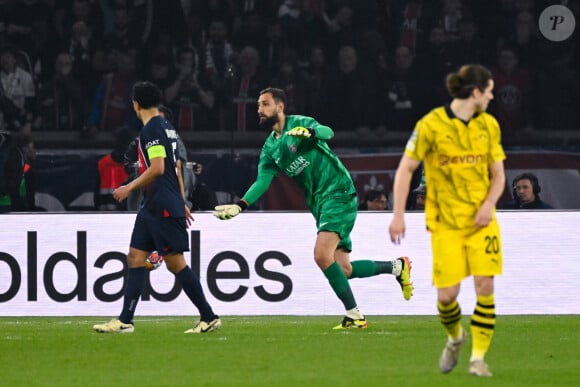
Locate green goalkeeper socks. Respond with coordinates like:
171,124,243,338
323,262,357,310
350,260,394,278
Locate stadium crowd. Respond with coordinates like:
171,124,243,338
0,0,579,141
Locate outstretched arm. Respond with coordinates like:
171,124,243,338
213,173,276,220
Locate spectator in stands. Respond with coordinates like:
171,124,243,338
448,16,492,68
128,0,188,52
489,45,534,135
15,132,36,211
382,45,422,131
320,4,355,57
144,53,172,90
385,0,442,55
0,46,36,132
440,0,465,42
83,51,139,137
0,129,24,212
58,0,104,41
358,189,389,211
7,0,58,86
231,10,267,54
503,173,553,209
38,52,88,131
270,48,310,115
414,26,454,110
276,0,325,56
533,37,580,131
201,18,236,131
410,183,426,211
185,12,206,52
0,0,16,49
65,20,99,91
260,20,288,75
304,45,327,117
508,10,539,71
95,127,133,210
2,0,51,56
164,46,215,131
319,45,382,132
224,45,270,132
357,29,388,72
99,5,135,57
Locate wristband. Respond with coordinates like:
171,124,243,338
236,199,248,211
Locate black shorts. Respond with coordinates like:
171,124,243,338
130,209,189,256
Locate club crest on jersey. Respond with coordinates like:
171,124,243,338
289,144,297,152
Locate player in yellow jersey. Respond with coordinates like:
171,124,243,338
389,64,506,377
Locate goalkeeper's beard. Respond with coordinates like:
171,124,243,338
259,114,279,130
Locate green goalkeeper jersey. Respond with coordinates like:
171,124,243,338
242,115,356,210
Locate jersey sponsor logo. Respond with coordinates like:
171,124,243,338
439,154,487,166
286,156,310,175
144,139,160,149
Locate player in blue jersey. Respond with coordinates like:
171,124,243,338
214,87,413,329
93,81,220,334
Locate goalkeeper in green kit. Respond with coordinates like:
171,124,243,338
214,87,413,329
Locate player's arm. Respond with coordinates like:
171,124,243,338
474,160,505,227
214,153,277,220
113,146,165,202
389,154,421,244
213,173,275,220
241,173,275,205
287,117,334,140
485,160,506,206
175,159,186,200
309,123,333,140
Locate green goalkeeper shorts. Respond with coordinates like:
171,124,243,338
314,192,358,252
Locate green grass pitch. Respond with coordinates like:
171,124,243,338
1,315,578,386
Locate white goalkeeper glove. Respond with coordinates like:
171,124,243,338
286,126,315,139
214,204,243,220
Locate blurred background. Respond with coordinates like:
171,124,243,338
0,0,578,212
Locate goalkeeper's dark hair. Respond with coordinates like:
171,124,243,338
260,87,286,104
132,81,162,109
446,64,492,99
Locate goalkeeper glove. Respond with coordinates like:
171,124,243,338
213,200,248,220
286,126,315,139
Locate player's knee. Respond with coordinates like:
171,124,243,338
163,253,186,273
127,250,147,268
474,276,494,295
313,254,333,270
339,262,352,277
437,286,460,305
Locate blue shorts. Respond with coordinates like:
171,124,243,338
130,209,189,256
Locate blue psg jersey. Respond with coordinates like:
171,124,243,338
137,115,185,217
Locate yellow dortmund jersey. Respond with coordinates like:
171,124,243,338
405,105,506,230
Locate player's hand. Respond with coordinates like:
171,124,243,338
213,204,242,220
389,217,406,245
185,204,194,227
474,200,493,227
286,127,314,139
113,185,130,202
